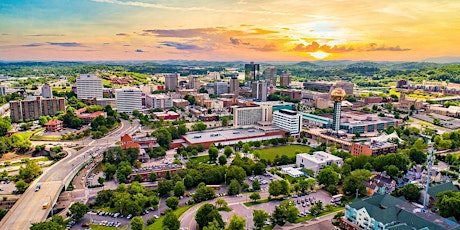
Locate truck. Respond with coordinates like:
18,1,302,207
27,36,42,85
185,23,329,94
42,202,49,209
331,194,343,204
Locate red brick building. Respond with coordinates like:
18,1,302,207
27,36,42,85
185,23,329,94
152,110,180,120
45,120,63,132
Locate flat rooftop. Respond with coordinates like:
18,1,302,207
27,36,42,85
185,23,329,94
182,127,281,145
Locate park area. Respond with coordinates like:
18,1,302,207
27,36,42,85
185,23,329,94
258,145,311,161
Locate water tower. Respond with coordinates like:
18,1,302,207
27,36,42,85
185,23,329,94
330,88,346,136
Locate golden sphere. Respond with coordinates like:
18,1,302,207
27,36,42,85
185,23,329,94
331,88,346,101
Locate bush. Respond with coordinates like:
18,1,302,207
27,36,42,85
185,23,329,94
147,217,156,225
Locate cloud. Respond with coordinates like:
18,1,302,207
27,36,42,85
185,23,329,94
250,44,278,52
1,33,10,36
240,24,253,27
230,37,241,45
251,28,279,35
116,33,131,37
22,43,43,47
365,43,410,51
159,42,202,50
141,28,219,38
91,0,290,15
293,41,353,53
26,34,65,37
135,49,144,52
47,42,85,47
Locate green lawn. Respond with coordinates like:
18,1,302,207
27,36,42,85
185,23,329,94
90,224,127,230
189,155,210,163
52,87,71,93
258,145,311,161
145,205,193,230
243,199,269,207
30,135,62,141
15,128,45,140
294,206,344,223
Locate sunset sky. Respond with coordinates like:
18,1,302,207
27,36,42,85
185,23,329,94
1,0,460,61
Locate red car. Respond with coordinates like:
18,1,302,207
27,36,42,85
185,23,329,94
160,211,165,215
81,223,90,227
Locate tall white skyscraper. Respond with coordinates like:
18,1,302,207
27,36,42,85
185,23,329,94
252,80,267,102
116,87,142,114
41,83,53,98
76,74,103,99
273,109,302,134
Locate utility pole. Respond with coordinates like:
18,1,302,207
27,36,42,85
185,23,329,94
423,140,434,211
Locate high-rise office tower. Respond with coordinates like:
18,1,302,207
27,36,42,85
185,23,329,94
229,76,239,95
76,74,103,99
0,85,6,96
245,62,260,83
116,88,142,114
165,73,179,91
214,81,229,96
264,66,277,86
252,80,267,102
41,83,53,98
188,75,201,89
280,72,291,87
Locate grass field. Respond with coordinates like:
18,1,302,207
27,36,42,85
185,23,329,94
244,199,269,207
258,145,311,161
189,155,210,163
15,128,45,140
30,135,62,141
52,87,71,93
89,224,127,230
145,205,193,230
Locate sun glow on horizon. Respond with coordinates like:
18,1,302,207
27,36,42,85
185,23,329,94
308,51,330,59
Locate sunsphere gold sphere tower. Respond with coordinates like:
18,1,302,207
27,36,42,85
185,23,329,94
330,88,346,135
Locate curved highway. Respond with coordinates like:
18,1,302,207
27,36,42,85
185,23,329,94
0,119,139,230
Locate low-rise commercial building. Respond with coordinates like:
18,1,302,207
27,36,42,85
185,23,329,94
296,151,343,176
145,94,173,109
152,110,180,120
351,141,398,156
44,120,63,132
181,127,285,148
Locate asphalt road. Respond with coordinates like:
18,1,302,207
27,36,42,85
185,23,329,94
0,119,138,230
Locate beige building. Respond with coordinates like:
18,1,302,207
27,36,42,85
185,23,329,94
232,104,272,127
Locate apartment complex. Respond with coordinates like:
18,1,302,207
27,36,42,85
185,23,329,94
116,88,142,113
76,74,103,99
0,85,6,96
188,75,201,89
264,66,277,85
272,109,302,135
165,73,179,90
10,96,65,122
214,81,229,96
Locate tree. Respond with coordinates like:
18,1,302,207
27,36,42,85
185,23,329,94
252,179,261,191
326,185,338,195
192,122,207,131
208,145,219,161
392,184,421,202
253,209,269,230
30,221,64,230
250,192,261,202
166,196,180,210
158,180,174,196
218,155,227,166
268,180,290,197
184,174,194,188
69,202,89,221
221,117,229,127
149,172,157,182
224,146,233,157
0,119,12,137
174,181,186,197
154,127,172,149
252,162,266,175
103,163,117,180
242,143,251,153
216,198,228,208
437,191,460,220
342,175,366,196
227,179,240,196
195,204,224,230
227,214,246,230
385,165,400,180
226,166,247,184
131,216,144,230
18,160,42,181
178,124,188,135
317,167,339,187
15,179,29,192
98,177,105,186
163,212,180,230
193,183,216,203
271,200,299,226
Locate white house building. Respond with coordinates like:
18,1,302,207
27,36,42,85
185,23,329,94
296,151,343,176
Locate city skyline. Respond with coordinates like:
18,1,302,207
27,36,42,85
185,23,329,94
1,0,460,62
